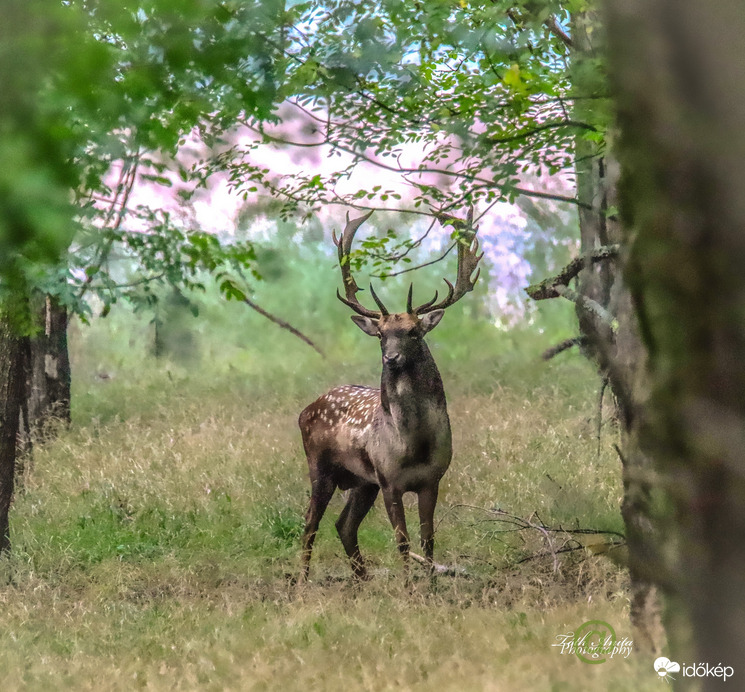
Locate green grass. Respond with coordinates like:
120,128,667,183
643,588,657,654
0,293,661,690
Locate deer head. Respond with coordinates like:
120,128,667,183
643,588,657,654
333,211,483,365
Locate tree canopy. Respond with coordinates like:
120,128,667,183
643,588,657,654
2,0,292,315
3,1,609,319
214,0,607,221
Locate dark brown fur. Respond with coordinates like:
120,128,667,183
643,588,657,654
298,310,454,581
298,212,480,581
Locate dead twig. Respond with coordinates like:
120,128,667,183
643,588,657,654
553,284,618,332
597,375,610,457
525,245,620,301
542,336,587,360
409,552,467,576
434,504,626,572
242,297,325,358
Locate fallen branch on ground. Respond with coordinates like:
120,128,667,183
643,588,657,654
409,552,468,576
435,504,626,574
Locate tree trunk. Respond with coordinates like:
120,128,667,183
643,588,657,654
572,9,615,347
607,0,745,680
571,7,663,652
27,293,71,439
0,313,26,554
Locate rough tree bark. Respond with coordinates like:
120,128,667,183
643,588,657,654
27,293,71,438
0,312,26,554
607,0,745,681
565,6,664,651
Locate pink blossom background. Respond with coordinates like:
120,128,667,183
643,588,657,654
123,103,577,322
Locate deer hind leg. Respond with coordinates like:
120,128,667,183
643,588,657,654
299,474,336,582
417,484,439,574
335,483,379,580
381,486,411,579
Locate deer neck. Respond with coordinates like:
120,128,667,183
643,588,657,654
379,343,446,430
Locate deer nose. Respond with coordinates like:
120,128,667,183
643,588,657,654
383,352,401,365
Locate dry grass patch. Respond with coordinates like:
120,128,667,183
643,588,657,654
0,324,657,690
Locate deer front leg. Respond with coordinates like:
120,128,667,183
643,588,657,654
381,486,410,579
335,483,379,580
418,484,439,574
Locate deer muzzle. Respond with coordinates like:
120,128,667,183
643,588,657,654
383,352,402,366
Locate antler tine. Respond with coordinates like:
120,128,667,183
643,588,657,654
336,288,370,315
413,290,439,313
406,284,413,314
334,211,381,319
368,282,389,315
415,214,483,315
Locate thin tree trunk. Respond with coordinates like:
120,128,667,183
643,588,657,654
0,312,26,554
27,293,71,438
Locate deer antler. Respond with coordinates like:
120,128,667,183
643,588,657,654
413,211,483,315
333,211,389,318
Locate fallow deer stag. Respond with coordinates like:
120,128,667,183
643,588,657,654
298,211,482,581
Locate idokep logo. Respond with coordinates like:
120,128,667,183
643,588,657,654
653,657,734,683
653,658,680,682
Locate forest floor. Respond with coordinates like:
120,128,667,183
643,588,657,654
0,307,664,691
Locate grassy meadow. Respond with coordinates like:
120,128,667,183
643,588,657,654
0,245,662,690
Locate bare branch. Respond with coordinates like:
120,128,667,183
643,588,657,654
409,552,466,576
77,150,142,304
87,272,168,291
525,511,560,573
436,504,626,540
597,376,610,457
434,504,626,571
525,244,620,301
541,336,587,360
545,15,574,49
590,331,636,430
242,297,325,358
506,6,574,50
373,242,456,279
554,284,618,332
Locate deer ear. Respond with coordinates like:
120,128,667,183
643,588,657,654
419,309,444,334
350,315,380,336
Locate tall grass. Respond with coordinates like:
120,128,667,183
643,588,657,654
0,241,659,690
